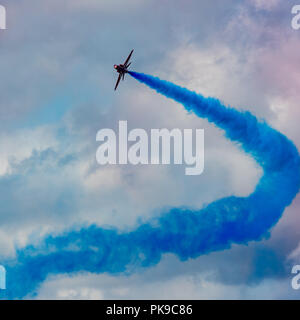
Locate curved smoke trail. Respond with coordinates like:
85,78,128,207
2,72,300,299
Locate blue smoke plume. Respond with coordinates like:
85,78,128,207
1,72,300,299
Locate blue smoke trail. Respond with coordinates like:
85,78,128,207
1,72,300,299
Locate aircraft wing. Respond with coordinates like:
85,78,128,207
114,74,122,90
123,49,134,67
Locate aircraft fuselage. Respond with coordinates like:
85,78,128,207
113,49,133,90
114,64,128,74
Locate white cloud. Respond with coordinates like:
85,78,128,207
35,267,297,300
249,0,281,11
0,125,58,176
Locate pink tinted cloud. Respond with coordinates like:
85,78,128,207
257,37,300,100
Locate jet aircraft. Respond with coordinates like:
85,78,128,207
113,49,134,90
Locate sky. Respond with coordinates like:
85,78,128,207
0,0,300,299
